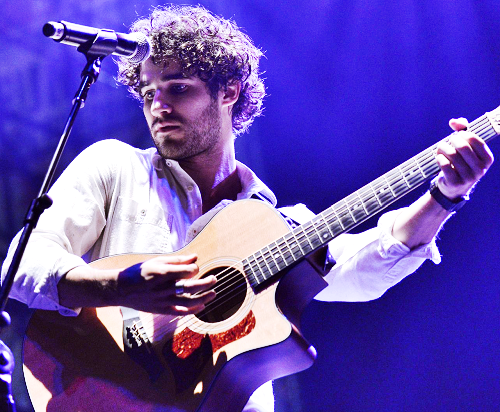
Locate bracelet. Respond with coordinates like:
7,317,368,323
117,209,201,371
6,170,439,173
429,179,468,213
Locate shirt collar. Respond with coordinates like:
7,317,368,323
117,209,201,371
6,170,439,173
151,151,277,207
235,161,277,207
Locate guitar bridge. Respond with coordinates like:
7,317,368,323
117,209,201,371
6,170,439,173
123,317,163,381
127,321,149,349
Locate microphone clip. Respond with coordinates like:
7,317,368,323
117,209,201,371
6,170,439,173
75,27,118,60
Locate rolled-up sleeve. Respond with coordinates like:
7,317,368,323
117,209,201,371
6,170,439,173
2,231,87,315
0,141,116,316
316,208,441,302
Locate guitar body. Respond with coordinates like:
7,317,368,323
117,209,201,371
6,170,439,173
23,200,328,412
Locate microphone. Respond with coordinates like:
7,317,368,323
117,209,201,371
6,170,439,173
43,20,151,63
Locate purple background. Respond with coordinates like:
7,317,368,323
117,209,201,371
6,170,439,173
1,1,500,411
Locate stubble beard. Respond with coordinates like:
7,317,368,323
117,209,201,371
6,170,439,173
152,99,222,161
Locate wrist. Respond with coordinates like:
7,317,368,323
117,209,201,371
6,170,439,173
59,266,121,308
429,178,469,213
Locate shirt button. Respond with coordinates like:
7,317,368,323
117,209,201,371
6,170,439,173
166,161,172,167
140,209,146,216
187,185,194,192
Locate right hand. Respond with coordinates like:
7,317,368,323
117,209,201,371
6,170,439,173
116,254,216,315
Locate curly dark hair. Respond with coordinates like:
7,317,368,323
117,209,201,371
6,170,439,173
116,5,266,135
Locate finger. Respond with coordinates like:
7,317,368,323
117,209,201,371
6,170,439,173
180,275,217,295
156,290,217,315
468,135,495,167
435,153,459,185
448,133,482,178
449,117,469,131
171,302,210,315
141,266,199,289
152,263,199,277
154,275,217,296
174,289,217,308
448,133,494,182
141,259,199,279
436,140,473,183
149,254,198,265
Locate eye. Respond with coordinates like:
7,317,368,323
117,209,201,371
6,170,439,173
171,84,188,94
142,90,156,102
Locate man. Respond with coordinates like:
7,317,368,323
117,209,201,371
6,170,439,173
1,4,494,412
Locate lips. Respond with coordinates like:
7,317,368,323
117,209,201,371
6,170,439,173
154,122,180,134
158,125,179,131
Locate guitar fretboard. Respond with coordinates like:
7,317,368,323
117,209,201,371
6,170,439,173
244,109,500,288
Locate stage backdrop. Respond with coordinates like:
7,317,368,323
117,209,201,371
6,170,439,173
1,1,499,411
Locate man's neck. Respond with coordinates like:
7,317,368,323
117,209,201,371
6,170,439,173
178,142,241,214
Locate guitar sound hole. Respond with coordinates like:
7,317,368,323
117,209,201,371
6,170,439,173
197,266,247,323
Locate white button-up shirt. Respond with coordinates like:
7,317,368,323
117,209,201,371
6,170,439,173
1,139,440,411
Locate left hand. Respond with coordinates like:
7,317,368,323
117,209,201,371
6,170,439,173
434,117,494,200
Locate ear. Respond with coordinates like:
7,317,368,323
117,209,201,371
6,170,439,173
221,81,241,108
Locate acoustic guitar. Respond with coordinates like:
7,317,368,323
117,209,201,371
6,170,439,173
23,107,500,412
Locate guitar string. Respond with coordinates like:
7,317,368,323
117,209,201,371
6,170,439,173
140,267,251,340
142,130,498,347
137,136,484,338
139,128,484,336
322,116,496,228
141,141,437,338
144,274,281,346
140,143,436,337
137,146,445,338
137,116,498,342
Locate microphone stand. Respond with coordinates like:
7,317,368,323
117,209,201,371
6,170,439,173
0,29,119,411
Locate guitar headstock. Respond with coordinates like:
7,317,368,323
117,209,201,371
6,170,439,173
485,105,500,135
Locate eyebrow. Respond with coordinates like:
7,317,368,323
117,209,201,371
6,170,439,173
139,72,188,90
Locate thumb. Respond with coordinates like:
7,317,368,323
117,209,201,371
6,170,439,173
449,117,469,132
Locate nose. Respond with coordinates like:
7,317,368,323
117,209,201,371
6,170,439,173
150,89,173,116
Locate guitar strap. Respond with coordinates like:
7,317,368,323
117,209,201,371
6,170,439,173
250,192,301,228
250,191,275,206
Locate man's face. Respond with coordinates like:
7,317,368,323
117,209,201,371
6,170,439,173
139,59,223,160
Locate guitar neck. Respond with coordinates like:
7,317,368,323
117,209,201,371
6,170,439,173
245,107,500,287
